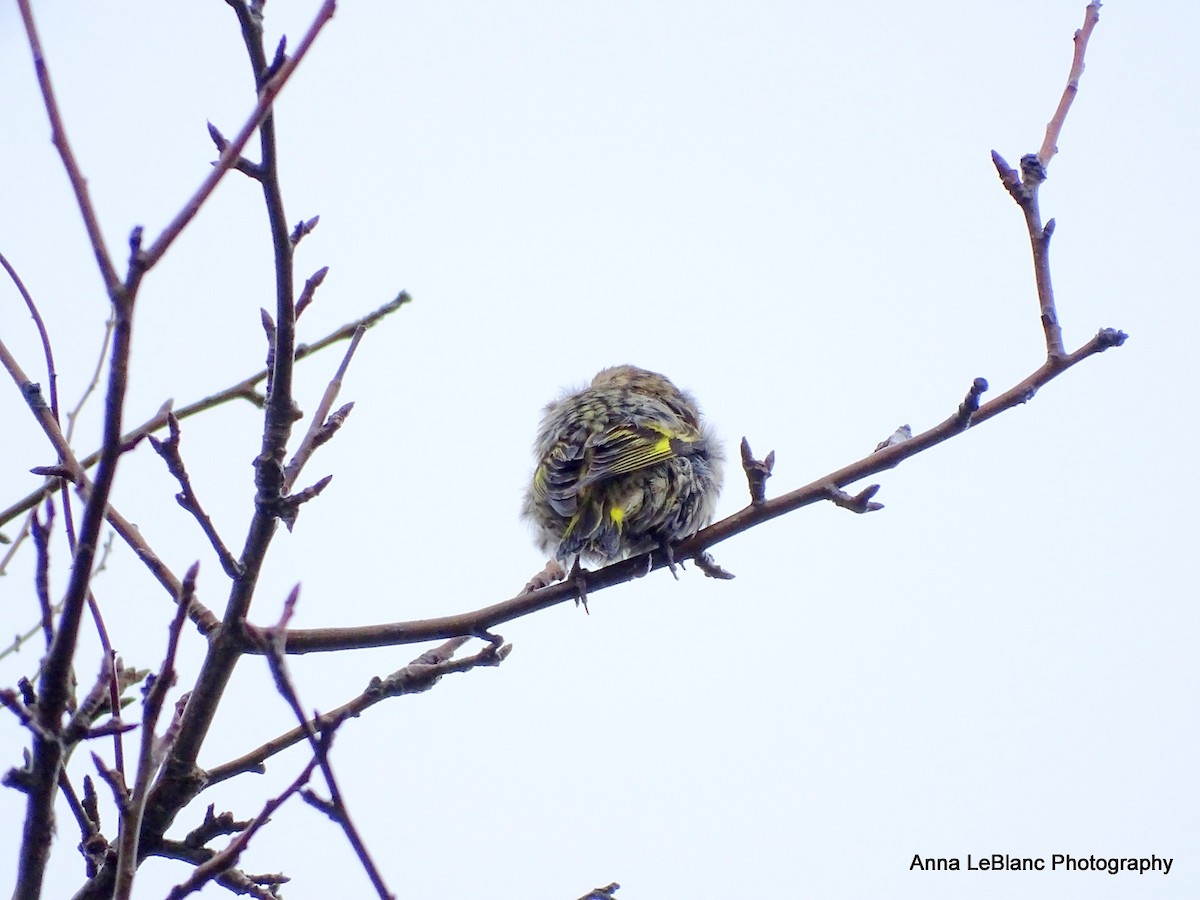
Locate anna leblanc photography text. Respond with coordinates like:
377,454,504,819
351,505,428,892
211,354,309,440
910,853,1173,875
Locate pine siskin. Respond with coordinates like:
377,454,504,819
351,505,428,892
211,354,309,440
523,365,724,570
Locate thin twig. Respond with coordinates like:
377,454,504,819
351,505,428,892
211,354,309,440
140,0,339,271
283,325,364,491
15,1,120,296
0,512,34,580
993,3,1103,361
0,334,220,636
294,265,329,319
0,292,408,655
1038,2,1102,167
66,313,117,445
0,688,50,741
253,589,394,899
9,24,150,891
739,438,774,505
0,291,409,530
992,152,1064,359
206,637,508,785
138,1,347,875
154,836,282,899
30,503,54,648
0,250,60,420
163,755,320,900
13,254,137,900
112,564,197,900
149,417,241,578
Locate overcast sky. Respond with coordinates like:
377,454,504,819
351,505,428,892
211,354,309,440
1,2,1197,898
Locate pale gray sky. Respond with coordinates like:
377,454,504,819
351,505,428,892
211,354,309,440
1,2,1196,898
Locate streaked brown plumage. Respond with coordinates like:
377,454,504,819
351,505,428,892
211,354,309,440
523,365,723,567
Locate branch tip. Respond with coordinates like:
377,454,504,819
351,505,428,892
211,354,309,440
955,377,989,427
825,484,884,515
269,36,287,76
289,215,320,247
206,121,228,152
739,437,775,504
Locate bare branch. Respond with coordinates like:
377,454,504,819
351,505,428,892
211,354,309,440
251,589,394,899
294,265,329,319
182,805,252,849
149,418,241,578
993,3,1103,362
273,328,1124,655
0,249,61,420
1038,2,1103,166
15,1,121,297
991,151,1064,359
163,755,319,900
289,216,321,249
0,292,409,531
112,563,198,900
0,334,220,638
284,323,366,491
138,2,351,873
156,833,286,900
739,438,775,505
61,658,147,756
140,0,339,271
206,122,261,179
0,512,33,584
30,502,54,649
206,637,509,785
14,264,137,900
0,688,51,742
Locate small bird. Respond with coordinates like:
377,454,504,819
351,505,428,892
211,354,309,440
523,365,724,573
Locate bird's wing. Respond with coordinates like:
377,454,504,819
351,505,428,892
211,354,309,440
577,420,700,490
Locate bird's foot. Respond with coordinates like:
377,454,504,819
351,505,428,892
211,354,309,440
569,556,590,614
521,558,567,593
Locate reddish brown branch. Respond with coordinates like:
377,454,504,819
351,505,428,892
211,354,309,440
992,152,1065,359
271,321,1124,656
149,417,241,578
0,293,409,530
294,265,329,319
283,324,365,492
0,250,61,421
206,637,509,785
136,3,347,878
163,755,319,900
0,336,220,636
139,0,338,272
253,590,393,899
992,2,1103,362
30,503,54,648
16,0,121,297
1038,2,1103,167
13,222,137,900
113,564,198,899
739,438,775,505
